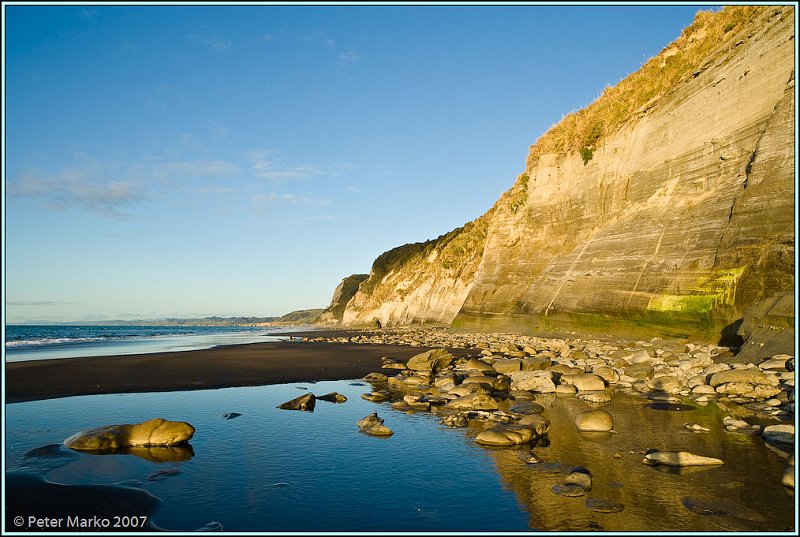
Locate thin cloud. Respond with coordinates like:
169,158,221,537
252,192,331,209
336,51,361,65
191,34,232,52
246,150,324,180
209,121,230,139
9,171,142,219
7,300,75,306
159,160,241,178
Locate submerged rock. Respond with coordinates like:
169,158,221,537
585,498,625,513
683,422,710,433
575,409,614,432
277,393,316,411
643,450,723,467
357,413,394,436
222,412,242,420
552,483,586,497
64,418,195,451
361,391,391,403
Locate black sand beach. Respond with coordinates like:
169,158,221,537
5,338,469,403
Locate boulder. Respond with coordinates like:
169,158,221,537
643,450,723,466
648,375,682,394
444,393,500,411
715,383,782,399
625,363,655,380
361,391,391,403
734,293,795,364
592,366,620,384
561,373,606,392
64,418,194,451
462,375,509,391
457,358,496,373
759,355,793,371
493,359,523,374
403,375,430,386
362,372,388,383
406,348,454,372
709,368,771,386
278,393,316,411
448,383,492,397
761,424,794,445
517,414,551,436
475,424,538,446
555,384,578,395
563,467,592,491
520,357,552,371
510,371,556,393
578,392,612,405
357,413,393,436
317,392,347,403
575,409,613,432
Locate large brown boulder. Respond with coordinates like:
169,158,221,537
407,348,454,372
64,418,194,451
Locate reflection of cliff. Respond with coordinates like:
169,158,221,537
334,6,795,342
482,393,792,531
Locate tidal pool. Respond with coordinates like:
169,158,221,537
5,380,795,532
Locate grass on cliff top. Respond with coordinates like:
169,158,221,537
358,210,494,300
525,5,770,170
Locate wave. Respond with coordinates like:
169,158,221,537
6,336,112,349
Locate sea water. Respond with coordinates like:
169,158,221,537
4,325,300,362
5,380,795,532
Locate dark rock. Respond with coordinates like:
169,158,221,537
277,393,316,411
317,392,348,403
734,293,795,363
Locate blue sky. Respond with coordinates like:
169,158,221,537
4,3,707,322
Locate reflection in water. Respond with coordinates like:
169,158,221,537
481,391,794,532
68,444,195,463
4,381,795,532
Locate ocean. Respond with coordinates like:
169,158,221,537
4,325,297,362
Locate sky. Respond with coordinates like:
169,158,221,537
4,2,708,323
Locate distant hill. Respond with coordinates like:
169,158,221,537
16,311,328,326
273,309,325,325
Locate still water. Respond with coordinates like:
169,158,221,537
5,380,795,532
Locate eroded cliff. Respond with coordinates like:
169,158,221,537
336,6,795,343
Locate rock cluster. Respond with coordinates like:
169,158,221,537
313,327,794,420
340,326,794,487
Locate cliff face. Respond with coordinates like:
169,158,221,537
318,274,368,325
338,6,795,342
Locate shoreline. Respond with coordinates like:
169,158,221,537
5,338,471,404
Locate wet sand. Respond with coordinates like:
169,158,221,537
5,339,468,404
